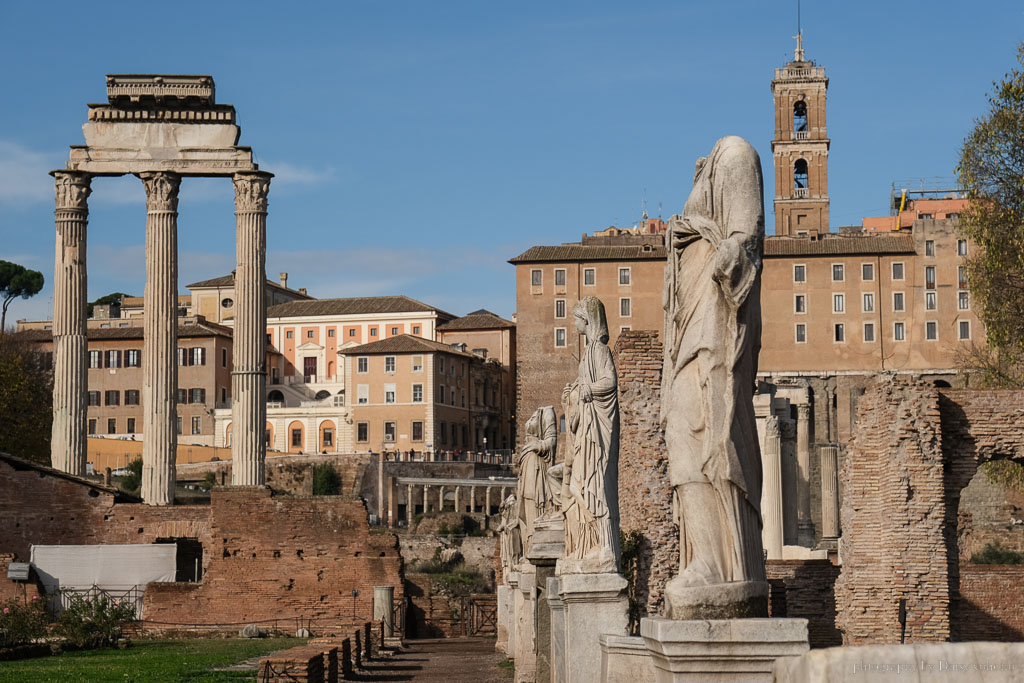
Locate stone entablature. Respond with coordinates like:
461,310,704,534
105,74,215,105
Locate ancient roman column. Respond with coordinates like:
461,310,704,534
761,415,784,560
485,486,492,514
423,484,430,513
50,171,91,475
438,486,445,511
140,171,180,505
796,403,814,545
231,172,272,486
407,484,413,526
820,444,840,539
454,485,461,513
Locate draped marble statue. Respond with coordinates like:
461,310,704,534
516,405,558,544
498,494,523,580
660,136,769,618
558,296,621,574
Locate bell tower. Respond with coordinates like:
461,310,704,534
771,33,830,236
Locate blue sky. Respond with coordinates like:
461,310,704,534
1,1,1021,323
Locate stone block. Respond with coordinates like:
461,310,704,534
640,617,808,682
547,577,566,683
600,634,656,683
514,569,537,683
560,572,628,683
496,584,512,654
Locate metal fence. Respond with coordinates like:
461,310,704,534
49,585,145,617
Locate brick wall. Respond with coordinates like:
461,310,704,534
766,559,842,648
956,565,1024,642
612,331,676,619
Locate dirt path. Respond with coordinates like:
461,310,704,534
354,638,513,682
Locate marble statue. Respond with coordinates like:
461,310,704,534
516,405,558,541
499,494,523,579
660,135,769,618
558,296,621,574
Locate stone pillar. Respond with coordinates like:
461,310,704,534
470,485,477,513
547,577,566,683
514,568,537,683
423,484,430,513
406,484,413,526
139,171,180,505
796,403,814,546
373,585,395,638
50,171,91,475
231,171,272,486
486,486,492,515
377,454,385,520
761,415,784,560
454,485,461,513
560,573,628,683
820,444,840,539
439,485,445,511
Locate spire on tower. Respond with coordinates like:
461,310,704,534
794,0,805,61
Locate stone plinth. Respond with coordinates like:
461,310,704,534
526,515,564,683
373,585,395,637
600,634,657,683
513,567,537,683
496,584,512,654
560,572,628,683
547,577,566,683
640,617,808,682
773,642,1024,683
506,572,519,658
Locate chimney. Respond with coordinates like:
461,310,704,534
299,288,307,296
279,272,288,288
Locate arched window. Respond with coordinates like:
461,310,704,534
267,390,284,403
793,100,807,132
314,390,331,401
794,159,809,189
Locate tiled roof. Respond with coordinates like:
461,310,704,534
438,310,514,331
764,234,915,257
186,274,313,298
15,322,232,342
341,334,477,357
267,296,456,320
508,244,667,264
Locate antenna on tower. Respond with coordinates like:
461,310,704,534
794,0,805,61
642,189,648,220
658,202,663,220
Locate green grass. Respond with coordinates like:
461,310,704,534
0,637,303,683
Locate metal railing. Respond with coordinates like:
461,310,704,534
50,585,145,617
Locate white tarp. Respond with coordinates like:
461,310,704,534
30,544,177,591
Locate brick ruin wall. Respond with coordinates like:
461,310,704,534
177,452,371,496
766,560,842,649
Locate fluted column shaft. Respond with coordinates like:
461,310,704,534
424,484,430,513
486,486,492,514
454,485,461,513
439,486,445,511
50,171,91,475
796,403,814,545
140,172,180,505
820,445,840,538
761,416,784,560
231,172,272,486
407,484,414,525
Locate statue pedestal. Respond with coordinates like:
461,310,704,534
546,577,566,683
506,572,520,659
559,572,629,683
513,566,537,683
639,617,808,682
526,515,564,683
665,579,769,620
495,584,513,654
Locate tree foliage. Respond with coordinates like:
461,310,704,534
311,462,341,495
120,457,143,493
0,333,52,464
957,44,1024,386
87,292,131,318
0,260,44,332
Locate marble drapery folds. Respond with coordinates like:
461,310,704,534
516,405,558,544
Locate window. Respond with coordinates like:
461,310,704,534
385,384,396,404
834,323,845,343
794,295,806,314
105,390,119,406
959,320,971,340
349,329,356,337
619,268,631,285
221,298,233,309
412,421,423,441
106,350,120,368
385,356,396,373
531,269,542,286
89,350,101,369
126,349,141,367
413,384,423,402
412,325,421,335
323,428,333,446
439,421,447,445
412,355,423,372
177,348,186,366
305,330,314,339
88,391,100,406
555,269,566,286
958,239,968,256
357,422,368,442
793,264,806,283
439,386,446,403
328,329,335,338
795,323,807,343
794,158,809,189
894,322,906,341
925,266,935,290
190,388,206,404
391,327,399,335
286,331,294,339
832,264,844,282
555,299,566,318
384,422,396,442
555,328,566,348
958,266,968,289
107,418,116,434
926,321,938,341
451,423,458,446
620,326,630,333
893,292,905,312
864,323,875,342
584,268,595,286
926,291,937,311
291,429,302,447
357,385,369,405
126,417,135,433
958,291,970,310
920,213,933,220
439,358,445,373
176,416,183,435
370,328,378,337
221,348,227,368
125,389,140,405
192,416,202,434
177,389,187,404
925,240,935,257
892,262,904,280
357,357,368,373
833,294,845,313
862,263,874,281
863,293,875,313
620,298,631,317
88,419,96,435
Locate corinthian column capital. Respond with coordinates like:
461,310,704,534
51,171,92,212
139,171,181,212
233,171,272,213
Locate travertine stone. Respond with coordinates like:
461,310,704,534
517,405,557,550
640,617,808,682
506,571,520,658
499,495,523,583
50,171,91,475
373,585,395,637
560,572,628,683
600,634,657,683
496,584,513,654
547,577,566,683
761,415,784,559
140,171,180,505
819,445,840,539
796,404,814,545
231,172,271,486
661,136,768,618
513,568,537,683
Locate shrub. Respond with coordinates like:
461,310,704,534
312,463,341,495
0,596,48,648
54,594,136,649
200,471,217,491
120,457,142,493
971,541,1024,565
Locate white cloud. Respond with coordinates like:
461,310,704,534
259,161,338,186
0,141,62,205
